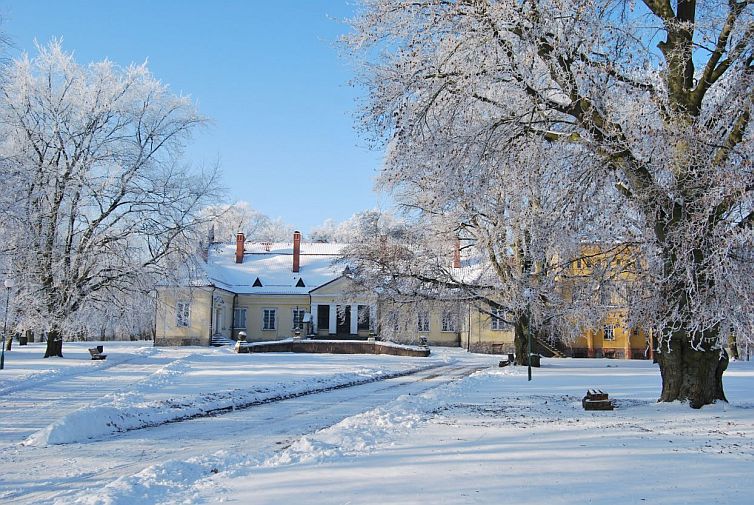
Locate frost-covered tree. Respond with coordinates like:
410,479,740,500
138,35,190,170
342,143,633,362
311,210,406,243
0,42,221,358
199,201,295,244
348,0,754,407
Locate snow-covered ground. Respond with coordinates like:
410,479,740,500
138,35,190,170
1,342,752,504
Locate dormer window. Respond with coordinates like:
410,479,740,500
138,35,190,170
252,277,263,287
296,278,305,287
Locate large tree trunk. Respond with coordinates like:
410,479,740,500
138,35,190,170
5,334,11,351
44,327,64,358
656,331,727,409
513,311,530,366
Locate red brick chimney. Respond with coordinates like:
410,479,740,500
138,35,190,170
292,230,301,273
453,238,461,268
235,232,245,264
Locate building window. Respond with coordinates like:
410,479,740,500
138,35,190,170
176,302,190,327
491,308,506,330
292,308,305,330
417,310,430,333
233,308,247,329
600,283,613,305
317,305,330,331
603,325,615,341
357,305,371,331
263,308,276,330
387,310,400,333
441,310,457,332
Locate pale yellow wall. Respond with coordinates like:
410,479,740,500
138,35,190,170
572,309,648,358
461,305,515,353
310,277,351,296
234,294,311,341
155,287,213,346
377,301,461,347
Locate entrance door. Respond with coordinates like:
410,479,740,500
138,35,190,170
336,305,351,336
213,307,223,335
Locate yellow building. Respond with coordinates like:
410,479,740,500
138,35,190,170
156,231,381,346
561,244,651,359
458,304,516,354
157,235,642,359
156,232,469,347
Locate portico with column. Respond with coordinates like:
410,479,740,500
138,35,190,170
309,276,376,339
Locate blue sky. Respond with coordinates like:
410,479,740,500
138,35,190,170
0,0,386,234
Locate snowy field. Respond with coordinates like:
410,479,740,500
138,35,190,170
0,342,752,504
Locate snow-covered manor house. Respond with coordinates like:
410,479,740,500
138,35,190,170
155,232,514,351
155,232,651,359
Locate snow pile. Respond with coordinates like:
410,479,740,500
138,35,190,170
266,400,425,466
24,364,432,446
265,367,506,466
65,451,262,505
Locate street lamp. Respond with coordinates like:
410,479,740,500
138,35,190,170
1,278,15,370
524,288,533,382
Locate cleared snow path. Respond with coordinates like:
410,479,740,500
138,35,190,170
1,361,485,504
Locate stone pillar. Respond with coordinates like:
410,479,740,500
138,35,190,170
350,304,359,335
311,303,318,333
328,303,337,335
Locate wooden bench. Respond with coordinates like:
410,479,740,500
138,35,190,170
88,348,107,360
582,389,614,410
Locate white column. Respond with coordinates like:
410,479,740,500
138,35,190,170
328,303,337,335
350,304,359,335
311,303,319,333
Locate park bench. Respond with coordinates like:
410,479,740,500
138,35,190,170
582,389,614,410
499,353,515,367
88,347,107,360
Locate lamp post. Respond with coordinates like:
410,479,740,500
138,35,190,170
524,288,533,382
1,278,15,370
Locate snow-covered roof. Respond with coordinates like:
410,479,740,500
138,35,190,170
204,242,346,295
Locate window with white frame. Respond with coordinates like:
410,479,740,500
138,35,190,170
417,310,430,333
233,308,247,329
357,305,371,331
263,308,277,330
600,282,613,305
603,324,615,341
490,308,506,331
176,302,191,327
387,310,400,333
292,308,305,330
441,310,457,332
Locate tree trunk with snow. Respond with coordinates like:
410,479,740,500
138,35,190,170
656,332,727,408
44,327,64,358
513,312,531,366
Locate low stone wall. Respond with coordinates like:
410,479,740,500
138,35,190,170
236,339,430,357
